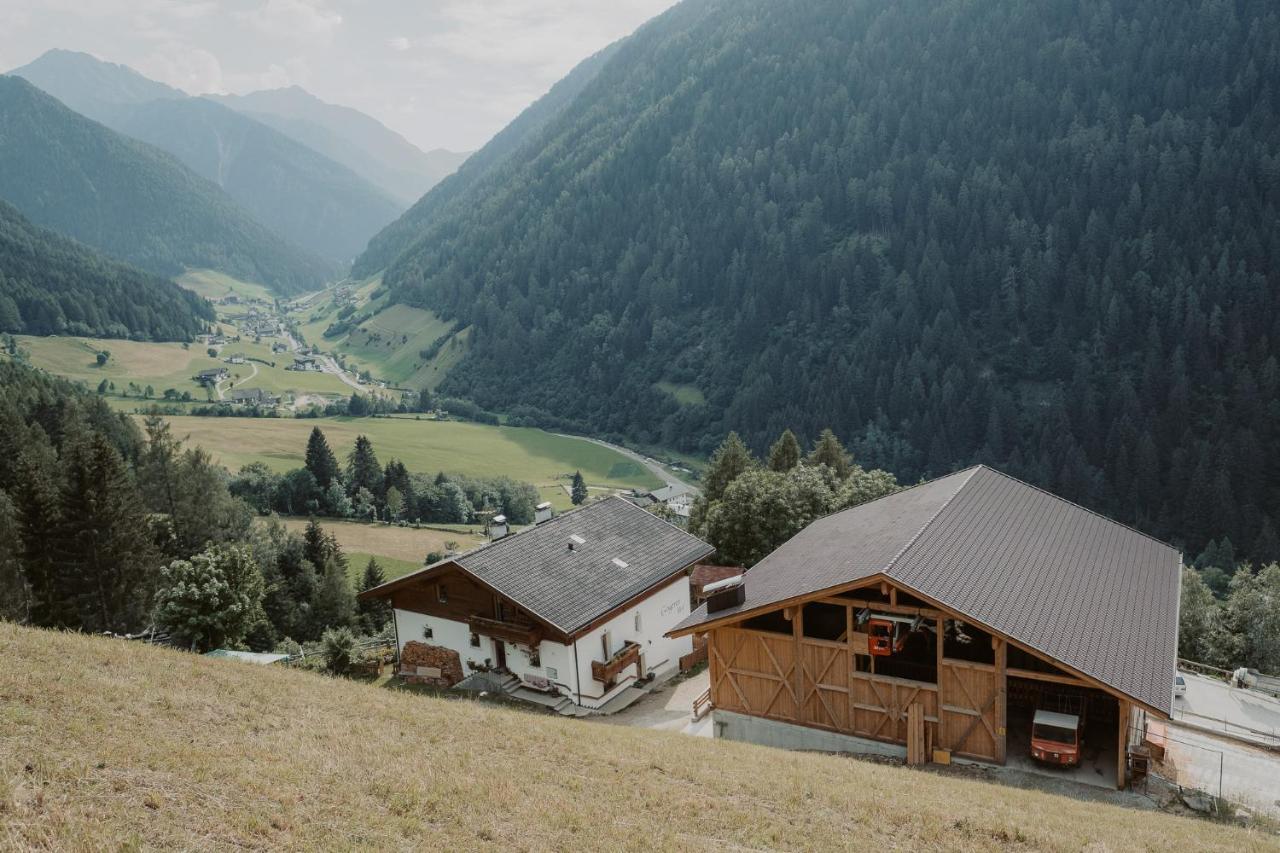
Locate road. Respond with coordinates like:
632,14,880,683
282,331,364,393
216,361,258,400
1174,672,1280,747
553,433,694,493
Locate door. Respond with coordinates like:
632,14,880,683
494,641,507,671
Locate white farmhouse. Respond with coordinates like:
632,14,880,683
360,497,712,710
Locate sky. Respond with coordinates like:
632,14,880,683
0,0,679,152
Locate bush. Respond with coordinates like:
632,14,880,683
321,626,357,674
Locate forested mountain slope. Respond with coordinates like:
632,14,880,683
0,200,213,340
0,75,332,294
352,43,619,277
12,52,403,265
357,0,1280,563
208,86,470,208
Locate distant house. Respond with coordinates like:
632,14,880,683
229,388,277,406
225,353,246,365
360,497,713,711
288,355,321,372
271,342,289,354
668,465,1181,789
195,367,229,385
642,483,696,522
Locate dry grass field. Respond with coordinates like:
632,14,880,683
1,624,1271,852
272,517,485,580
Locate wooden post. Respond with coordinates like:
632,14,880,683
935,617,946,752
707,631,718,707
994,637,1007,764
793,604,804,712
1116,700,1129,789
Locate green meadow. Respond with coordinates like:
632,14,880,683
151,415,663,505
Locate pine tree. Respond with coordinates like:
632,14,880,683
53,432,157,632
357,557,390,634
346,435,383,498
304,427,340,489
702,432,756,502
12,446,68,627
570,470,588,505
767,429,802,472
313,555,356,633
808,429,852,480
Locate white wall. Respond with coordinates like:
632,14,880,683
393,574,693,709
393,608,578,693
572,576,693,709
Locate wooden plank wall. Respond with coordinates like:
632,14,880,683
709,619,1002,763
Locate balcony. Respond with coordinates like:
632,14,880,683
592,641,642,687
467,614,542,647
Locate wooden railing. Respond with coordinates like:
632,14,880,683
692,687,713,721
467,614,542,647
592,641,641,686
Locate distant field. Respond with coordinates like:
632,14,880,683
176,269,274,303
16,335,224,398
153,415,663,499
18,334,357,403
273,516,485,579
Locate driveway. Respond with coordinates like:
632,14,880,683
589,669,713,737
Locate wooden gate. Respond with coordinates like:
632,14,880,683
709,628,798,721
938,659,1000,760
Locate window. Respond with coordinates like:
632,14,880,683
469,633,480,648
437,584,448,604
529,648,541,667
423,625,433,640
634,612,642,632
601,631,612,659
546,666,558,680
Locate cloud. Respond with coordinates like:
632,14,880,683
236,0,342,43
135,42,225,94
388,36,410,52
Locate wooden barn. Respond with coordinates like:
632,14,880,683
668,465,1181,788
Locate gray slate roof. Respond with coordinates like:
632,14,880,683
673,465,1181,715
376,496,713,635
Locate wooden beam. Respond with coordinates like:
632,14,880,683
935,616,947,752
1116,700,1129,790
1006,667,1087,687
817,596,945,620
994,637,1007,764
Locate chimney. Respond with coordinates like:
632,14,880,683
567,534,586,552
488,514,508,541
704,575,746,613
535,502,554,524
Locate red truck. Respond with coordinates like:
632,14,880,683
1030,709,1082,767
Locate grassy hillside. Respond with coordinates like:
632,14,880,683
176,269,275,303
15,334,351,402
150,415,661,496
0,624,1266,850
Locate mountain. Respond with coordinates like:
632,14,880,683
355,0,1280,564
0,75,330,294
352,42,618,278
207,86,469,208
11,51,403,265
0,199,214,340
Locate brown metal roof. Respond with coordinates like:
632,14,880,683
366,496,713,635
672,465,1181,715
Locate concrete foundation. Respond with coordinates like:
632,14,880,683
712,709,907,759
